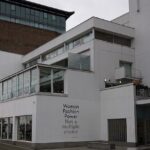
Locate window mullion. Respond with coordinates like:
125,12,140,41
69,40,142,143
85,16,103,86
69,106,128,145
51,69,53,94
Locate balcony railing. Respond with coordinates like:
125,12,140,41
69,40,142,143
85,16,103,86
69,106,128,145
136,85,150,100
0,64,66,102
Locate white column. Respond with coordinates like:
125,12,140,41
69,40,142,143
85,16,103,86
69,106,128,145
12,116,17,141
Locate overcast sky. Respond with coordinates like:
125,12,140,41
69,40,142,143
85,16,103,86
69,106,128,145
29,0,129,30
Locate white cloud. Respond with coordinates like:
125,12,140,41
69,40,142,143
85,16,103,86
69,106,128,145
29,0,129,30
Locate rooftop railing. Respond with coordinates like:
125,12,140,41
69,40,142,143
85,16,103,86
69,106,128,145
0,64,66,102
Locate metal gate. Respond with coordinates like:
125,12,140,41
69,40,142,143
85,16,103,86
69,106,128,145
108,119,127,142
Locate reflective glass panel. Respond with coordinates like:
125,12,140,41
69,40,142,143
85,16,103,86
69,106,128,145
40,68,51,92
53,69,64,93
2,118,8,139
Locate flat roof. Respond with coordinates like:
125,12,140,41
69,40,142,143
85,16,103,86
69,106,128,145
2,0,74,19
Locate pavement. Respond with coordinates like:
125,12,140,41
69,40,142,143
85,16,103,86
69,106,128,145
0,142,150,150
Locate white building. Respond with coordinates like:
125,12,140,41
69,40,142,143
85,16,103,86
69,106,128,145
0,0,150,149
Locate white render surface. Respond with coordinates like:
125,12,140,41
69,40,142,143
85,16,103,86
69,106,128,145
93,39,135,89
128,0,150,87
0,50,22,80
100,84,136,143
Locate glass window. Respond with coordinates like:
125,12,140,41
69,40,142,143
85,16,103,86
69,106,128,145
7,79,12,99
83,33,92,43
44,12,48,19
18,116,26,140
8,118,13,139
40,68,51,92
11,4,16,11
120,61,132,77
5,3,11,15
2,118,8,139
12,76,18,98
3,81,8,100
53,69,64,93
23,71,30,95
16,6,21,18
39,12,44,23
20,7,26,19
57,47,64,55
31,69,38,93
0,2,6,14
73,39,81,48
18,116,32,141
26,116,32,141
18,74,24,96
68,53,90,71
0,83,2,101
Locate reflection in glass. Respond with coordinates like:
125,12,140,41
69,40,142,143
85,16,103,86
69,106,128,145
23,71,30,95
31,69,38,93
18,116,32,141
18,74,24,96
12,76,18,98
3,81,8,100
40,68,51,92
18,116,26,140
8,118,13,139
7,79,12,99
2,118,8,139
53,69,64,93
26,116,32,141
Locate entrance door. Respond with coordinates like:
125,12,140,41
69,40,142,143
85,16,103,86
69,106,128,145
137,120,150,145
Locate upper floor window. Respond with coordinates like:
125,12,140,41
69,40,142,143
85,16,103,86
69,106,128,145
95,30,132,47
120,61,132,78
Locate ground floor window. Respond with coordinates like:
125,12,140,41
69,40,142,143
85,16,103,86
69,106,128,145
108,119,127,142
17,115,32,141
0,117,13,140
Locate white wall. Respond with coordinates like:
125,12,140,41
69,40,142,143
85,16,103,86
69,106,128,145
94,39,135,89
100,84,136,143
35,96,100,143
0,51,23,80
0,96,37,142
35,70,100,143
129,0,150,86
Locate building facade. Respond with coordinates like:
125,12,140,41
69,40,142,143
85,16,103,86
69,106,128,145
0,0,150,149
0,0,73,54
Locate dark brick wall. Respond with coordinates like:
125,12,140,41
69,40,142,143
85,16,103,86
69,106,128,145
0,20,60,55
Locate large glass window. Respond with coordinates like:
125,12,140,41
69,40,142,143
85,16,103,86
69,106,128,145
31,69,38,93
8,118,13,139
0,83,2,101
40,68,65,94
0,1,66,33
23,71,30,95
53,69,64,93
18,74,24,96
18,116,32,141
40,68,51,93
0,118,13,140
12,76,18,98
3,81,8,100
68,53,90,71
7,79,12,99
2,118,8,139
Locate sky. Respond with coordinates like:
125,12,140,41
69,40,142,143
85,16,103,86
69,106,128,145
29,0,129,30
